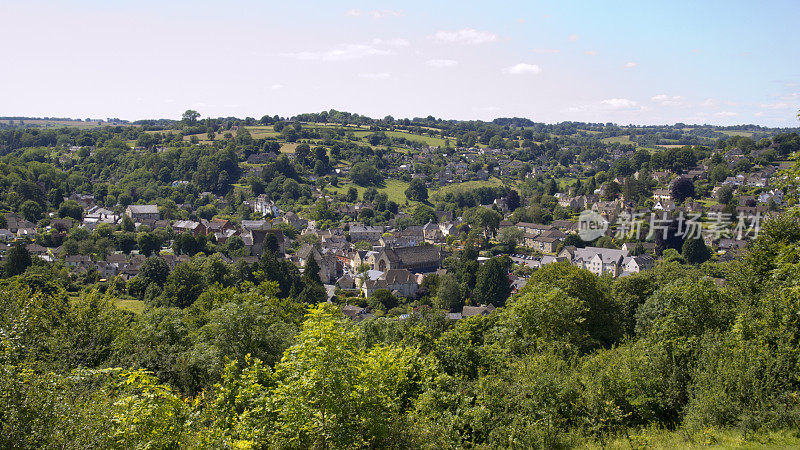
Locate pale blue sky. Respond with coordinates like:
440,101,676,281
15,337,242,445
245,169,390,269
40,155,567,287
2,1,798,126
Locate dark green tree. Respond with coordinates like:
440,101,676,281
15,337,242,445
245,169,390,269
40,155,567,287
58,200,83,221
264,233,279,255
346,187,358,202
302,255,322,285
19,200,43,222
412,204,437,225
436,273,462,312
161,262,206,308
716,185,734,204
121,215,136,232
137,232,161,257
670,177,695,204
139,256,170,286
505,189,521,212
4,243,32,277
350,162,383,186
405,178,428,202
682,237,710,264
370,289,398,311
473,258,511,307
182,109,200,125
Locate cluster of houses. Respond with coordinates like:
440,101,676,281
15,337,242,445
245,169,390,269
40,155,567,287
0,137,790,323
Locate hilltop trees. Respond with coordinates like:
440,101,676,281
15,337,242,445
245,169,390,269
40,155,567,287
182,109,200,125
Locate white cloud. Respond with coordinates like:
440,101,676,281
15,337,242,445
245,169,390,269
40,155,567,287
281,44,391,62
600,98,639,110
568,34,579,42
270,84,284,90
715,111,738,117
434,28,499,44
651,94,684,106
345,8,361,16
532,48,560,54
502,63,541,75
425,59,458,68
370,9,403,18
622,61,637,68
754,112,765,117
700,98,716,107
358,72,390,79
584,50,598,57
760,102,790,109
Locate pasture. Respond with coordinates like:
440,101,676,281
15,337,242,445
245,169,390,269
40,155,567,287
328,179,410,204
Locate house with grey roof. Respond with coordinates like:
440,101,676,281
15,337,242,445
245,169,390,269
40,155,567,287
125,205,160,222
373,245,444,273
622,255,655,274
560,246,631,277
361,268,418,298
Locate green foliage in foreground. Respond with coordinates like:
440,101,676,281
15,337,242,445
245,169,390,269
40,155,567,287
5,211,800,448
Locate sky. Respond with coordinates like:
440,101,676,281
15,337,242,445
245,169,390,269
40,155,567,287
1,0,799,126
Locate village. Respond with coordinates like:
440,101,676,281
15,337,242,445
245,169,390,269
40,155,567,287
0,131,788,321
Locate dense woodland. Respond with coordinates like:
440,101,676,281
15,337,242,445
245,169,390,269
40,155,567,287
3,113,800,448
5,211,800,447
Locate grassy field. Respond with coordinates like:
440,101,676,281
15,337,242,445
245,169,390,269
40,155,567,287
431,177,504,197
328,179,410,204
280,142,299,153
556,176,582,189
349,130,448,147
70,293,145,315
382,130,448,147
244,126,281,139
115,298,146,314
601,135,634,145
580,427,800,449
719,130,755,137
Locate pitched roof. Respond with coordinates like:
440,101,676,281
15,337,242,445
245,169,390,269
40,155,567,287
127,205,159,214
574,247,628,264
382,269,415,284
241,220,270,231
462,304,496,317
385,246,443,267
